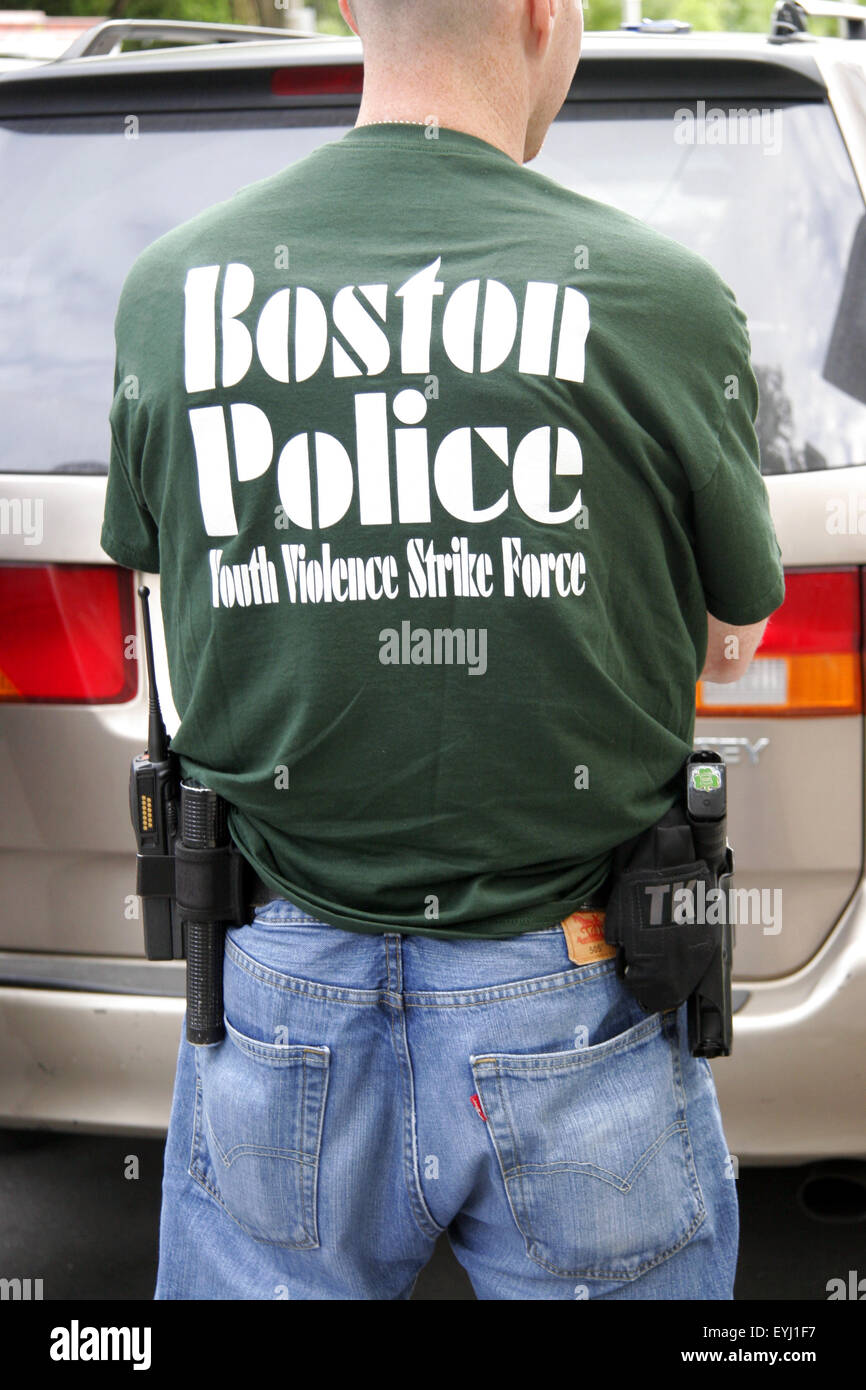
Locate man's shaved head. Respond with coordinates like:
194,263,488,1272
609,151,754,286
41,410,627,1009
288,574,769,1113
338,0,583,164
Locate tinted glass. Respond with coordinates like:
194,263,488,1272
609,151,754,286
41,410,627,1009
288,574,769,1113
542,100,866,473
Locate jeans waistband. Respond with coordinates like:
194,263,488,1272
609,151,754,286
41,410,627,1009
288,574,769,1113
246,873,608,927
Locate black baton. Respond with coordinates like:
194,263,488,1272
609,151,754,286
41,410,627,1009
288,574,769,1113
180,780,227,1046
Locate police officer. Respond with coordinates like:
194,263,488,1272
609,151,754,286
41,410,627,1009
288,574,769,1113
101,0,784,1300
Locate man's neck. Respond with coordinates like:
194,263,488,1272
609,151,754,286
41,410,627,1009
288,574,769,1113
352,74,528,165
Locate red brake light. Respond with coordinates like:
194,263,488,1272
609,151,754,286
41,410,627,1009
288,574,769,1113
0,565,137,704
697,568,862,717
271,64,364,97
761,569,860,655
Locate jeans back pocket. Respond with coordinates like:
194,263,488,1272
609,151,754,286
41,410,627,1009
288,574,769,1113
189,1018,330,1249
471,1010,705,1281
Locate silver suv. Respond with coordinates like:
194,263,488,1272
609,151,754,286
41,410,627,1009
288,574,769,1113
1,11,865,1161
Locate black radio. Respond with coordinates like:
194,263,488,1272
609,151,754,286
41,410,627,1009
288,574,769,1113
129,585,248,1045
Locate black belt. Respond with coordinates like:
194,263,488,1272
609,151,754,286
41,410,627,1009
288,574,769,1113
247,870,292,911
245,873,609,923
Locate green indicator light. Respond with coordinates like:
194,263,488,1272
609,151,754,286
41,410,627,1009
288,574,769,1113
691,766,722,792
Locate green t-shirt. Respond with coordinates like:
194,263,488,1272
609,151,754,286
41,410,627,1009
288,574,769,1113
101,121,785,940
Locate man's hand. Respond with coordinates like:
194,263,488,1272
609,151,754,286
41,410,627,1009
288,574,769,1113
700,612,769,685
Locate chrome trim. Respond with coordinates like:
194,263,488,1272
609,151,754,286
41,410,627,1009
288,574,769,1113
0,951,185,996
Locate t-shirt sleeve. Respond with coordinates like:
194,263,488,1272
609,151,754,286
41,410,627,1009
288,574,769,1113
100,346,160,574
691,351,785,626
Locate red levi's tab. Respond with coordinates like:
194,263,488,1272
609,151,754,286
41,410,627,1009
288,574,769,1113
470,1094,488,1121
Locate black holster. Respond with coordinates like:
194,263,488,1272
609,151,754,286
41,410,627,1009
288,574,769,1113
603,767,735,1057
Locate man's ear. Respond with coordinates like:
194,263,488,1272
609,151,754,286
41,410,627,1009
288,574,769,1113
526,0,557,55
338,0,360,36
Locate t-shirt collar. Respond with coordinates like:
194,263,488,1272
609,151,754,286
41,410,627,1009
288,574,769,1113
336,120,520,166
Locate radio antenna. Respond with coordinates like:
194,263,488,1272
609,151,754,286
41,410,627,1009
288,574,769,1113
137,585,168,763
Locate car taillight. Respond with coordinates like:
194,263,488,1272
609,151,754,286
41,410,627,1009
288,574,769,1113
0,564,137,704
696,568,862,717
271,64,364,97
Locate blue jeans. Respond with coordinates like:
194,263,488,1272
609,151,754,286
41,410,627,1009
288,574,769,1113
155,900,738,1300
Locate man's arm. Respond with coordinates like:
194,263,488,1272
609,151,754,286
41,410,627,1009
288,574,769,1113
700,612,769,685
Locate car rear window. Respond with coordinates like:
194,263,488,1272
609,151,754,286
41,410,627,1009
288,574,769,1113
0,99,864,475
544,99,866,474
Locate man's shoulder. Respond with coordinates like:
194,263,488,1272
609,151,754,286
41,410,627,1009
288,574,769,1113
113,199,237,331
113,148,323,323
525,160,731,299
